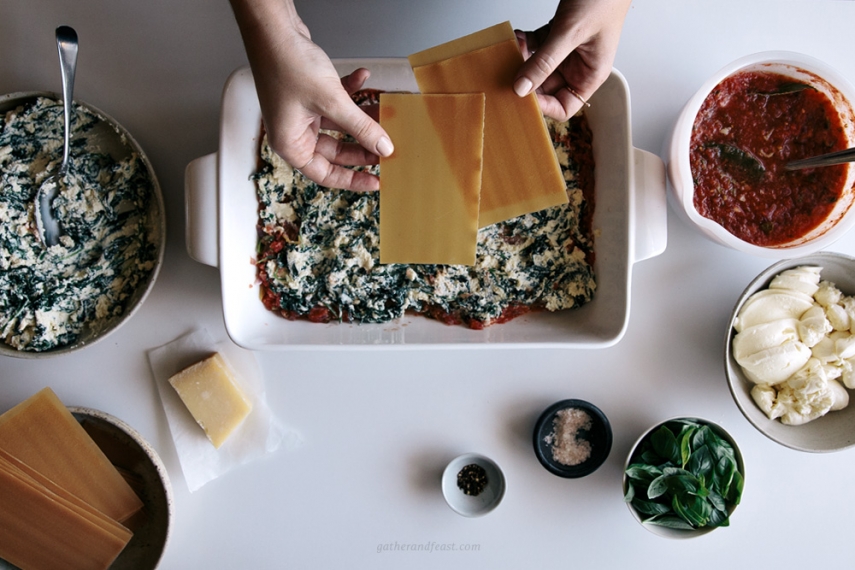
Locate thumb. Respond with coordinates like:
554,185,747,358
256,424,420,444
513,32,578,97
321,91,395,158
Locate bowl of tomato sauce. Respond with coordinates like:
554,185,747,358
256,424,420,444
666,51,855,257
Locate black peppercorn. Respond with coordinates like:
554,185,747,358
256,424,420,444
457,463,488,496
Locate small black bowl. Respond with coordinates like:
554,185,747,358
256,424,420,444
533,399,612,478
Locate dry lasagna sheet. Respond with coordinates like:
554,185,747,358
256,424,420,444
253,114,595,329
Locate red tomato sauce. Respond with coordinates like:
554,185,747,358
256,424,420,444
690,70,848,246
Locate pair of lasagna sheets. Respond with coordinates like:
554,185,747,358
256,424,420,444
379,22,567,266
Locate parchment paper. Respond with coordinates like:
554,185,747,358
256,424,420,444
147,329,301,492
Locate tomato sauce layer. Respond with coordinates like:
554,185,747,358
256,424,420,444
690,70,848,246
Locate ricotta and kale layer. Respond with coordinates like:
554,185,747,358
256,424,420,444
0,97,159,351
254,114,595,328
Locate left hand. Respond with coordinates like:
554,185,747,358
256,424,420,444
513,0,632,120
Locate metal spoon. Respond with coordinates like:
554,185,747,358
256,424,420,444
785,147,855,171
34,26,78,246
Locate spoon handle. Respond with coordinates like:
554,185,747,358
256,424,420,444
785,147,855,171
56,26,78,173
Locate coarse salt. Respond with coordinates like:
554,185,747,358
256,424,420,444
544,408,593,466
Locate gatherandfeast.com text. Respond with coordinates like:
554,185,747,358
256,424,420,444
376,541,481,554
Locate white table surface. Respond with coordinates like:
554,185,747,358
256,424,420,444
3,1,855,568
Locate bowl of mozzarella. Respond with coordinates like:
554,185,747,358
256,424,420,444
725,252,855,451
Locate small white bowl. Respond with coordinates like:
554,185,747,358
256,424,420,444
725,252,855,452
441,453,505,517
70,407,173,568
665,51,855,257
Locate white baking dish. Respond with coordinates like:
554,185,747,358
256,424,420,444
185,60,667,350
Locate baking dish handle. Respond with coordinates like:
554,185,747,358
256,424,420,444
631,147,668,263
184,152,219,267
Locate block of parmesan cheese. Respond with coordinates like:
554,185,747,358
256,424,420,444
168,353,253,449
0,387,143,524
409,22,568,228
379,93,485,265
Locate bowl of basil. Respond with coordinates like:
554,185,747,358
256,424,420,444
623,417,745,538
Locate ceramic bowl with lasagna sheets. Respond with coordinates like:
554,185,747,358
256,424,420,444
185,60,667,349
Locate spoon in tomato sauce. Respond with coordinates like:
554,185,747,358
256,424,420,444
786,146,855,171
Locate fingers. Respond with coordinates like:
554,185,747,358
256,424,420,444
513,24,580,98
514,26,550,60
340,67,371,94
537,90,585,122
319,103,379,130
318,70,395,160
298,151,380,192
286,68,387,191
314,132,380,167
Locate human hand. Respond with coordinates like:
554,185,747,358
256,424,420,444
513,0,632,120
231,0,393,191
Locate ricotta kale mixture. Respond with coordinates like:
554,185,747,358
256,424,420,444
0,97,159,351
255,115,595,328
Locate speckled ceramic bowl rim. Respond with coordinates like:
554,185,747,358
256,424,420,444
533,399,612,478
666,51,855,257
622,417,744,539
0,91,166,359
68,406,173,568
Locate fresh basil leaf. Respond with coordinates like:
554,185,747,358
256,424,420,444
750,82,815,96
625,463,662,484
651,425,681,465
708,507,730,528
713,455,736,495
673,492,712,528
669,473,700,495
727,469,745,506
631,498,671,516
714,440,737,466
649,470,701,500
680,427,695,468
647,474,670,499
706,143,766,180
692,425,713,450
692,483,710,499
708,489,727,512
641,449,662,465
644,515,695,530
687,445,715,482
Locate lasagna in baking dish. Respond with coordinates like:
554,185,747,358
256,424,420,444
253,92,595,329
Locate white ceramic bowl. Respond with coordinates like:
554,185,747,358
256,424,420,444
725,252,855,452
441,453,505,517
666,51,855,258
0,92,166,358
623,417,744,539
